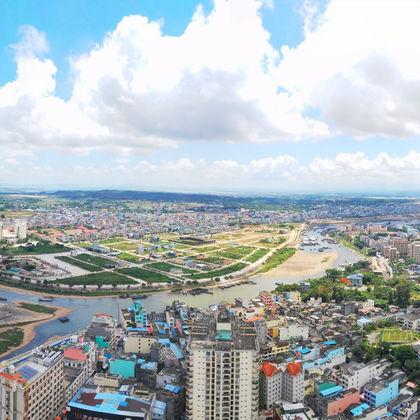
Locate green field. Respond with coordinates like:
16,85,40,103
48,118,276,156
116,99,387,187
56,272,136,286
73,253,118,268
245,248,270,263
109,242,138,251
99,238,126,244
146,262,196,274
198,255,230,265
73,242,91,248
117,267,175,283
188,262,248,280
212,245,256,260
117,253,141,263
380,329,416,343
258,248,296,273
0,243,71,255
18,302,56,314
0,328,24,355
56,256,102,272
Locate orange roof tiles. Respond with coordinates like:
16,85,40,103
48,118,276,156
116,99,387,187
63,348,86,361
287,361,303,377
260,362,277,378
246,316,265,323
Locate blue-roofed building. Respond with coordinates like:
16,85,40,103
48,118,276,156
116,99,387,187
66,388,162,420
110,358,135,379
347,273,363,287
136,361,158,388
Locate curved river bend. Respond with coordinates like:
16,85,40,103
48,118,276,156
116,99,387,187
0,229,361,360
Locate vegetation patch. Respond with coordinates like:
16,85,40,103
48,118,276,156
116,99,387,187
0,242,70,255
73,253,118,268
73,242,91,248
18,302,56,314
117,267,175,283
245,248,270,263
56,256,101,272
380,329,416,343
146,262,197,274
56,272,136,286
109,242,138,251
117,253,141,263
188,263,248,280
0,328,24,355
99,238,126,245
259,248,296,273
213,245,256,260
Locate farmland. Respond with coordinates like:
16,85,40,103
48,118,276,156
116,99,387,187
56,256,102,272
73,253,118,268
56,272,136,286
117,267,175,283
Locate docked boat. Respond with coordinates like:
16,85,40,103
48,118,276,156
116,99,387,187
39,297,53,302
119,294,130,299
59,317,69,323
132,294,147,299
0,297,7,301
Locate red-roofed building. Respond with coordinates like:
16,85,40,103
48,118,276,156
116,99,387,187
63,340,96,404
287,361,303,377
261,361,304,409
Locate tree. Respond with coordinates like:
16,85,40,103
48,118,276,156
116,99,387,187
393,345,416,364
396,280,411,307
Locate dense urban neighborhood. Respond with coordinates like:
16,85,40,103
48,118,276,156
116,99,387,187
0,193,419,419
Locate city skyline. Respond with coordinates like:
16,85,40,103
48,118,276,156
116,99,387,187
1,0,419,193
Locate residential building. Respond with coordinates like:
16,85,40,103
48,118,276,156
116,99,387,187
363,369,404,407
335,359,390,391
260,361,304,408
186,311,260,420
0,348,63,420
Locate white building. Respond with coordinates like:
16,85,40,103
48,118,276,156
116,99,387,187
186,313,260,420
261,361,305,409
277,324,309,340
336,359,390,391
14,220,27,240
0,348,63,420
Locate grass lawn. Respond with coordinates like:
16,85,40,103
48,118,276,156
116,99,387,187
117,267,175,283
146,262,197,274
380,329,416,343
109,242,138,251
196,255,227,265
188,262,248,280
117,253,141,263
56,256,102,272
245,248,270,263
0,243,71,255
56,272,136,286
258,248,296,273
212,245,256,260
73,253,118,268
18,302,56,314
0,328,24,355
73,242,91,248
99,238,126,244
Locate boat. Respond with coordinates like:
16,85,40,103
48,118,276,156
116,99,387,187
39,297,53,302
119,294,130,299
0,297,7,301
59,317,69,323
132,294,147,299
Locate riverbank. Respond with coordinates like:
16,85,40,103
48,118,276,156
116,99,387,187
0,302,75,358
261,249,339,279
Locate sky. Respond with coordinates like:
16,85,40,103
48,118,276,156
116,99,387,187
0,0,419,193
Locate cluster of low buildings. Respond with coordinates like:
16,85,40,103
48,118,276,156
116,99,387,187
1,289,420,419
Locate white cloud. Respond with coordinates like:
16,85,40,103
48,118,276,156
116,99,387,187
2,151,418,192
1,0,420,158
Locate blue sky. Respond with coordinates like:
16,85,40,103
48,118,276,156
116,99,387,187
0,0,419,192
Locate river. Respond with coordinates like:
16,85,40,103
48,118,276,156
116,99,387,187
0,227,361,360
